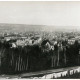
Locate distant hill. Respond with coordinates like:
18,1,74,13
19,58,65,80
0,23,78,33
0,23,44,33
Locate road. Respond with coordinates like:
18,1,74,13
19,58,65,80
0,66,80,79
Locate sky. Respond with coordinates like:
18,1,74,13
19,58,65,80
0,1,80,29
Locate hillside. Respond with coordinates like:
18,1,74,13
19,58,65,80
0,23,44,33
0,23,78,33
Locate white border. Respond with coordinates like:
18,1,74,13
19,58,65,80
0,0,80,80
0,0,80,1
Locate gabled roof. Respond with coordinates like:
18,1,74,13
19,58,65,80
41,39,52,46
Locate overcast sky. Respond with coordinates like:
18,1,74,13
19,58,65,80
0,1,80,29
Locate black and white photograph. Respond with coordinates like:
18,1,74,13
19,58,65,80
0,1,80,79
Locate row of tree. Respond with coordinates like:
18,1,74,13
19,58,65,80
0,39,79,74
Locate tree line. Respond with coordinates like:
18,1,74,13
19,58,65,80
0,39,80,74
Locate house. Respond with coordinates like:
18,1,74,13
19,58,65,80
68,39,75,45
28,39,33,45
41,39,52,52
11,43,17,48
33,37,42,45
4,37,11,41
50,45,54,50
16,39,25,47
